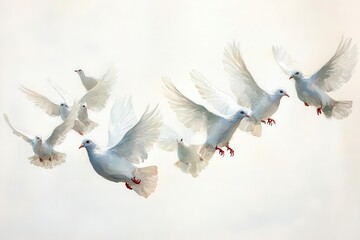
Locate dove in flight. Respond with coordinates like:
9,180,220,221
158,125,208,178
209,42,289,137
75,69,98,91
79,97,162,198
3,103,79,168
273,37,357,119
162,76,250,161
20,68,116,135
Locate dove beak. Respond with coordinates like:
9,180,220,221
245,114,250,118
79,144,84,149
289,75,294,80
284,93,290,97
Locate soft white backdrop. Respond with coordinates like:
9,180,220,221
0,0,359,239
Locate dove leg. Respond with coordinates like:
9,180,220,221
317,107,322,115
261,120,266,124
304,102,309,106
267,118,276,126
215,146,225,157
226,145,234,157
131,177,141,184
39,157,43,162
125,182,133,190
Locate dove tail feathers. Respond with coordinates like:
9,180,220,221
81,119,99,132
132,166,158,198
323,100,352,119
239,118,262,137
29,152,66,169
199,144,215,161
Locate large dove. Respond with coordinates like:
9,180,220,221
211,42,290,137
162,76,250,161
3,103,79,168
273,37,357,119
158,125,208,178
20,69,116,135
79,97,162,198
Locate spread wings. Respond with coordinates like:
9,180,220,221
272,45,302,76
3,114,33,144
223,42,268,109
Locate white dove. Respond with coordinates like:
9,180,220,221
162,77,250,161
74,69,98,91
3,103,79,168
211,42,290,137
79,97,162,198
158,125,208,178
273,37,357,119
20,69,115,134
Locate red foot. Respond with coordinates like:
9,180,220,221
125,182,133,190
215,146,225,157
317,107,322,115
304,102,309,106
131,177,141,184
267,118,276,126
226,146,234,157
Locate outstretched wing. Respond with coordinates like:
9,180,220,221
108,97,138,148
223,42,268,109
46,102,79,146
190,70,241,116
162,76,219,133
108,105,162,164
48,79,74,104
3,114,33,143
272,45,302,76
157,125,180,152
19,86,60,117
311,37,357,92
79,68,116,111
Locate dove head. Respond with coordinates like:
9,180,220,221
79,139,96,150
235,110,250,120
274,89,290,98
289,71,303,80
34,136,42,144
60,103,69,109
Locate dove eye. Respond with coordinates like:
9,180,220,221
86,140,90,144
240,111,244,114
82,105,86,108
295,72,299,75
280,90,283,93
180,139,183,142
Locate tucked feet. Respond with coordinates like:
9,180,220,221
317,107,322,115
215,146,225,157
304,102,309,106
267,118,276,126
131,177,141,184
125,182,133,190
226,146,234,157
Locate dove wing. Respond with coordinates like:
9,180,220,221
46,102,79,146
190,70,241,116
162,77,219,133
311,37,357,92
79,68,116,111
107,97,138,148
223,42,268,109
157,125,180,152
3,114,33,143
108,105,162,164
272,45,302,76
48,79,74,104
19,86,60,116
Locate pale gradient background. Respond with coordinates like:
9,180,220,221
0,0,359,239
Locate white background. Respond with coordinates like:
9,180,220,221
0,0,359,239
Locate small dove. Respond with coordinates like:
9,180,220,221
158,125,208,178
79,97,162,198
215,42,289,136
162,77,250,161
3,103,79,168
273,37,357,119
75,69,98,91
20,69,116,135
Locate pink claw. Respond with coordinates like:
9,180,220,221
267,118,276,126
317,107,322,115
125,182,133,190
304,102,309,106
226,146,234,157
131,177,141,184
215,146,225,157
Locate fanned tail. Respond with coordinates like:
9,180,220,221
199,144,215,161
239,118,262,137
80,118,99,132
29,152,66,169
131,166,158,198
323,99,352,119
